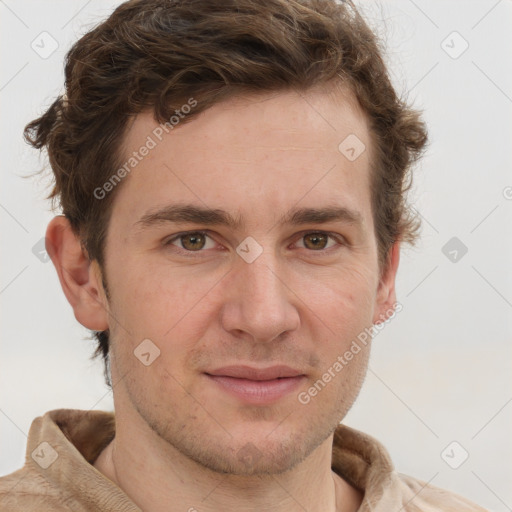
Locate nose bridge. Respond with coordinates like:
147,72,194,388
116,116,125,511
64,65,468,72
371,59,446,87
244,250,283,302
222,246,300,341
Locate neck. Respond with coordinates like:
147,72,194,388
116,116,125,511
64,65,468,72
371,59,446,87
93,417,362,512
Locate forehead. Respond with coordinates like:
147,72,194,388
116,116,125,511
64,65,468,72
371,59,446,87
111,86,374,236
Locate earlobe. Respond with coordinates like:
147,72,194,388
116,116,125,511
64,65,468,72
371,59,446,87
45,216,109,331
372,241,400,325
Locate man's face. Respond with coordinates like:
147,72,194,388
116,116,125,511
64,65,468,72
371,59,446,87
100,87,396,475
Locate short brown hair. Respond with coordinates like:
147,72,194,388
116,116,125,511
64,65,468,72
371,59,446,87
24,0,428,386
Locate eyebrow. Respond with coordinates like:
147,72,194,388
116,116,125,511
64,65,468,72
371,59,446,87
133,203,364,233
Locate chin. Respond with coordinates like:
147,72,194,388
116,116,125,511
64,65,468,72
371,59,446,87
195,438,310,476
167,416,335,477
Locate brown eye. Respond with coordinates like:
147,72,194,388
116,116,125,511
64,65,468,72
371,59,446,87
180,232,206,251
164,231,218,254
302,233,329,250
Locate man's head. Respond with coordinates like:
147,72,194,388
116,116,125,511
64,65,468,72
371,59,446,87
25,0,426,476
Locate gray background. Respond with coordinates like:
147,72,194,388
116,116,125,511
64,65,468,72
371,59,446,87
1,1,511,510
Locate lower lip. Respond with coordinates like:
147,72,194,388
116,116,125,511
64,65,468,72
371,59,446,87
205,374,306,404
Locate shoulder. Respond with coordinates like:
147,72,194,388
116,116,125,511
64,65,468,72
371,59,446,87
396,472,489,511
0,408,117,511
0,466,73,511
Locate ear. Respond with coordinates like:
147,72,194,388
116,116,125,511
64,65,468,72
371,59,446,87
45,215,109,331
372,241,400,325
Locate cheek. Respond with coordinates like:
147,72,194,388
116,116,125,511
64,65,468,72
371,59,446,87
303,261,377,324
106,260,224,391
295,261,377,373
300,266,375,402
107,257,221,339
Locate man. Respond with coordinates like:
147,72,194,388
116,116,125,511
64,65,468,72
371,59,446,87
0,0,488,510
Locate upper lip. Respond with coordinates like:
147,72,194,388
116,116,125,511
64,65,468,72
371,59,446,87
205,365,304,381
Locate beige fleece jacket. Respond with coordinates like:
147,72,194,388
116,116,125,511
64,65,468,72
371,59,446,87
0,409,488,511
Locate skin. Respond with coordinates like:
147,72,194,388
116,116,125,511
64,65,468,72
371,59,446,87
46,86,400,512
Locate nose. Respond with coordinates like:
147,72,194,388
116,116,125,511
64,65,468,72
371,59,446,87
220,250,301,343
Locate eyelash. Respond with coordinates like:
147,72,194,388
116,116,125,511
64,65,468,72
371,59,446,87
162,230,346,256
